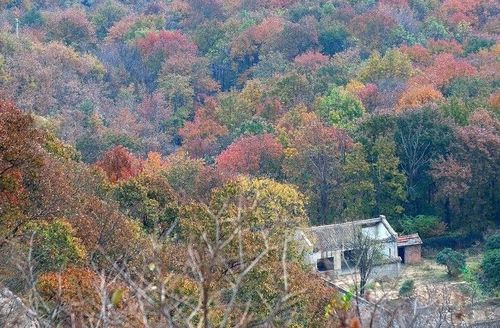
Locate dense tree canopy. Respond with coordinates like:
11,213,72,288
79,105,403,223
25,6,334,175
0,0,498,325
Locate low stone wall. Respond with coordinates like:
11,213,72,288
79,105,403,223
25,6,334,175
336,261,401,279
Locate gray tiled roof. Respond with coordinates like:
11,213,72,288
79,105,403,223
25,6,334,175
303,216,397,252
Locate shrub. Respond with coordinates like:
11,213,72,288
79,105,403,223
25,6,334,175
436,248,466,277
484,234,500,251
481,248,500,290
25,220,86,273
399,279,415,298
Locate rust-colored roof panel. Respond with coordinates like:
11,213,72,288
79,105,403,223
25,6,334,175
397,233,423,246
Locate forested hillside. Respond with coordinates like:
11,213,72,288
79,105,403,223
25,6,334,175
0,0,498,326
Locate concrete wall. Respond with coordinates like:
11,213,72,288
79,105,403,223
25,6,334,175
404,244,422,264
307,251,322,266
336,261,401,279
371,262,401,279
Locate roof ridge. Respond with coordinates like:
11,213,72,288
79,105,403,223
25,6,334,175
307,217,383,230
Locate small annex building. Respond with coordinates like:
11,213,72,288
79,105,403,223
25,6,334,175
298,215,422,275
397,233,422,264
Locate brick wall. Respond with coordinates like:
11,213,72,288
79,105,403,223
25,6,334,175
404,245,421,264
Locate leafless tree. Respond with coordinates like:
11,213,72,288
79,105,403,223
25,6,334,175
2,201,310,328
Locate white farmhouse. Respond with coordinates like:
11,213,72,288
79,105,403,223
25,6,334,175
298,215,406,276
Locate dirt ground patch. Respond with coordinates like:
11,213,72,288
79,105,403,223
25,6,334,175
329,257,499,324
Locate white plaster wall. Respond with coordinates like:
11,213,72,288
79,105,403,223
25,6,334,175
362,225,378,239
380,242,397,257
307,252,322,265
361,223,391,239
376,222,391,238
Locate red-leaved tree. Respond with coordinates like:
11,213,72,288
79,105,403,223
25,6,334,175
96,146,142,183
216,134,284,177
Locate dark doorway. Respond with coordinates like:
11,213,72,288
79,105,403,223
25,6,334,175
317,257,335,271
398,247,405,263
342,250,357,271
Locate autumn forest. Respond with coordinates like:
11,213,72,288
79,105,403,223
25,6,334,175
0,0,499,326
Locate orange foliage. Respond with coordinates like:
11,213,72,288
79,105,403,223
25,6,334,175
230,17,285,59
105,15,137,42
216,134,284,176
248,17,285,44
38,267,100,320
68,196,145,266
397,85,444,111
489,91,500,111
179,106,228,158
350,317,362,328
38,267,140,326
349,10,396,50
143,152,167,175
136,30,197,58
96,146,143,183
471,44,500,81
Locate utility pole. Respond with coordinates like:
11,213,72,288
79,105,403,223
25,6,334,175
13,8,20,38
15,17,19,38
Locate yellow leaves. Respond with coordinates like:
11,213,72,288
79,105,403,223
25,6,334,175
111,288,126,307
489,91,500,112
346,80,365,94
174,276,198,297
143,151,166,176
180,177,308,267
28,218,87,254
231,177,308,231
240,79,263,109
358,50,414,83
284,147,299,158
43,132,81,161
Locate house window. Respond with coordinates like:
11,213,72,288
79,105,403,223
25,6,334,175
317,257,335,271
